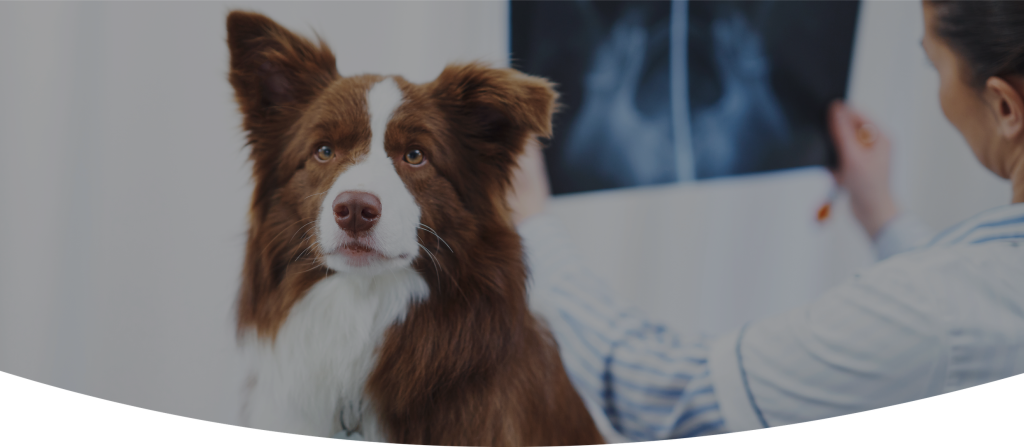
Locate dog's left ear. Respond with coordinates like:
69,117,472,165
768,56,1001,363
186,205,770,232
431,63,559,166
227,11,338,133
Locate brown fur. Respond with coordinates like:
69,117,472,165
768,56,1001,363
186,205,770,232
227,10,604,446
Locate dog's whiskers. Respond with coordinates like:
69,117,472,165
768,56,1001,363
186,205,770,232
292,223,325,263
417,224,454,254
260,219,316,259
416,242,442,284
290,220,318,242
298,258,328,274
301,190,331,202
296,244,330,274
416,236,468,302
294,243,318,263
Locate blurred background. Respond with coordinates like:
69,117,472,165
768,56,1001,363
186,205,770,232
0,1,1011,428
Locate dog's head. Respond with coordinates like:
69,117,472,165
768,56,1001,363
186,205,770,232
228,11,557,335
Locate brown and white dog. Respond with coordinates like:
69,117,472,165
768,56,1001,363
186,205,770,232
227,11,603,446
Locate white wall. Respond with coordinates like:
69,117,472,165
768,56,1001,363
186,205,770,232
0,0,1012,428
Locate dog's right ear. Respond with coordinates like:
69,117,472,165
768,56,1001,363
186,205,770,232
227,11,338,130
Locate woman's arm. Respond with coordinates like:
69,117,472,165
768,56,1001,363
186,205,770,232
707,249,949,430
519,214,727,440
829,101,933,257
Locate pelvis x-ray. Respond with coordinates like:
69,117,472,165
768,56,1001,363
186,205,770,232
511,1,860,195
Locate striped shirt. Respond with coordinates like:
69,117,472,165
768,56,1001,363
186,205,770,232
520,202,1024,439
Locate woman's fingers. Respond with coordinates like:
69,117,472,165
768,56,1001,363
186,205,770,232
826,100,898,239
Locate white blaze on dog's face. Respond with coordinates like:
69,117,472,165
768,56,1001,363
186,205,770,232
315,79,420,276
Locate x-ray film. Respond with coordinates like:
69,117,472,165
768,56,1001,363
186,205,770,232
511,1,861,195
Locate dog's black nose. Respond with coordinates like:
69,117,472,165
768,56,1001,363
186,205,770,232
333,191,381,234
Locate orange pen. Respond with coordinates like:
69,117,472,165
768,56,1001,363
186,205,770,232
817,184,841,223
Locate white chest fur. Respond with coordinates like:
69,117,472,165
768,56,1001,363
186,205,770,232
242,267,429,439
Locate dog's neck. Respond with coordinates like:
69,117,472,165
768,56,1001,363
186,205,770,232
242,265,429,438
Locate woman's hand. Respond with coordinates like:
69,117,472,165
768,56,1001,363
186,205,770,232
507,137,552,226
828,100,899,240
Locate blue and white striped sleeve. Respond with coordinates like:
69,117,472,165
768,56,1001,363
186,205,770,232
519,214,727,441
873,213,933,260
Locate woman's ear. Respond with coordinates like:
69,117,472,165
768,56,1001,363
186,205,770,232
984,75,1024,141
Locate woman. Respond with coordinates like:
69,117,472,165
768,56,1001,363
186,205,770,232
509,1,1024,440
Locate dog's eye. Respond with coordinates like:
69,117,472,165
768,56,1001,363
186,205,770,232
314,145,334,162
403,148,425,166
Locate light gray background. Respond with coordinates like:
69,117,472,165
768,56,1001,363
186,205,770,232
0,1,1009,428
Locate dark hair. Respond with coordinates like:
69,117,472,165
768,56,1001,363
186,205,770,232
931,1,1024,88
